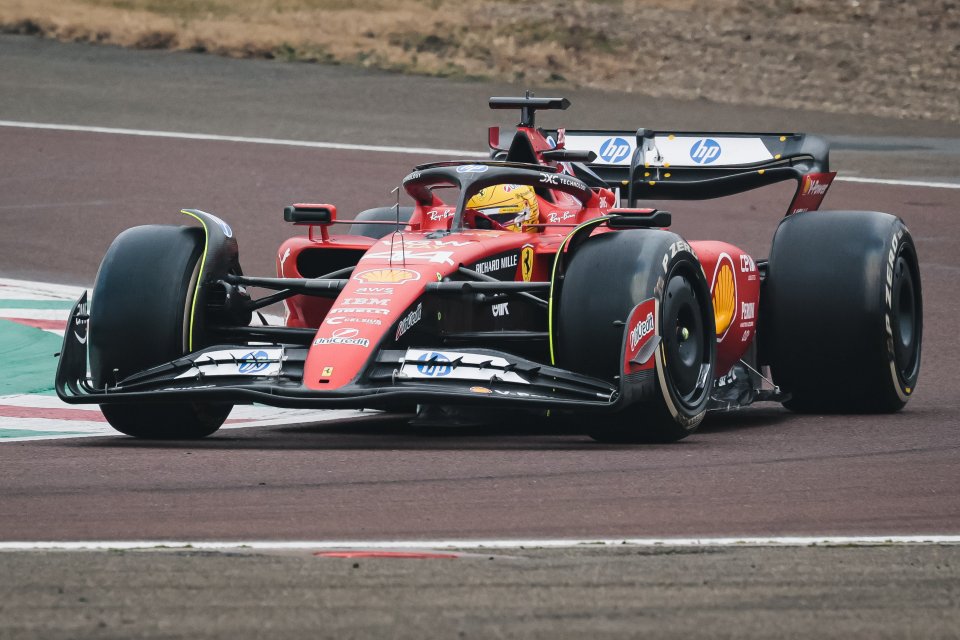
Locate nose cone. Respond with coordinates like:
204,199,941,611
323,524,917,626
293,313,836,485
304,266,428,390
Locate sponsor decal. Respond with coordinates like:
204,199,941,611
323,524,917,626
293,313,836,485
690,138,721,164
238,350,272,374
711,253,738,339
741,329,752,343
739,254,756,273
598,137,632,163
354,269,421,284
355,287,395,295
741,301,756,321
538,172,585,188
629,312,655,351
803,176,830,196
327,315,383,326
427,208,455,221
73,300,88,344
623,299,657,374
341,297,390,306
400,349,529,384
321,366,334,377
493,389,549,399
547,211,577,223
456,164,489,174
396,239,472,248
206,212,233,238
329,307,392,315
521,245,534,282
415,352,453,377
492,302,510,317
174,348,282,379
313,327,371,348
472,252,519,276
395,302,423,340
788,171,836,215
365,249,455,265
660,239,693,277
884,229,906,384
599,196,610,209
470,386,492,394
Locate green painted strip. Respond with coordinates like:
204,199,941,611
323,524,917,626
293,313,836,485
0,319,63,395
0,429,89,439
0,299,74,310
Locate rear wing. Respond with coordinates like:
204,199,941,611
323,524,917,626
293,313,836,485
550,129,835,215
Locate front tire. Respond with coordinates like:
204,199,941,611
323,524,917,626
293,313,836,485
557,230,716,443
762,210,922,412
90,225,232,438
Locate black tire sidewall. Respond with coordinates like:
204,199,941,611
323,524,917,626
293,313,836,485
763,211,922,412
557,230,715,440
90,225,205,387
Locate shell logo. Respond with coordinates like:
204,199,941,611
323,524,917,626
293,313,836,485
711,255,737,338
353,268,421,284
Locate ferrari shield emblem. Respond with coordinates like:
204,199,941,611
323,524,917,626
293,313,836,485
521,245,535,282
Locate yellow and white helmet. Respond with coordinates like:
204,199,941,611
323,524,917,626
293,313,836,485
466,184,539,232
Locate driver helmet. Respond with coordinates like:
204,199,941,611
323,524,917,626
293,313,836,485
465,184,539,231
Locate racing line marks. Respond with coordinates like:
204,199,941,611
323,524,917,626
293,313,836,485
1,120,957,189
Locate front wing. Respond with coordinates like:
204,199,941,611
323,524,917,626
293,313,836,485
56,294,620,411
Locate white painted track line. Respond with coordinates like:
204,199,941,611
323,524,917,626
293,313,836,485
0,120,486,158
1,536,958,551
836,175,960,189
2,120,957,189
0,277,86,298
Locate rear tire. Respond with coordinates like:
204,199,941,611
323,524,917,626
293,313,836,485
90,225,232,439
762,211,922,413
557,230,716,443
349,206,414,239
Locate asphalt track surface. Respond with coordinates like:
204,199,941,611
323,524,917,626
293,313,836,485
1,35,959,637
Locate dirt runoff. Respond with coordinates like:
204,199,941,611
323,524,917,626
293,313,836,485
1,0,958,124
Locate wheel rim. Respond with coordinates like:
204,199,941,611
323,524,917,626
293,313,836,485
892,254,921,378
662,274,710,405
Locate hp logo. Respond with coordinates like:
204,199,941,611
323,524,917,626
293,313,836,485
598,137,631,163
689,138,721,164
416,352,452,377
238,350,270,374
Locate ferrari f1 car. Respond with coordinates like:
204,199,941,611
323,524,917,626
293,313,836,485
56,96,923,442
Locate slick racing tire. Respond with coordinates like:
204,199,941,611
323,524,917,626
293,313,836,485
90,225,232,439
557,230,716,443
349,206,415,239
762,211,922,413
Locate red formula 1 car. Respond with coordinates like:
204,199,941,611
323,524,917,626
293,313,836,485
56,96,923,442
